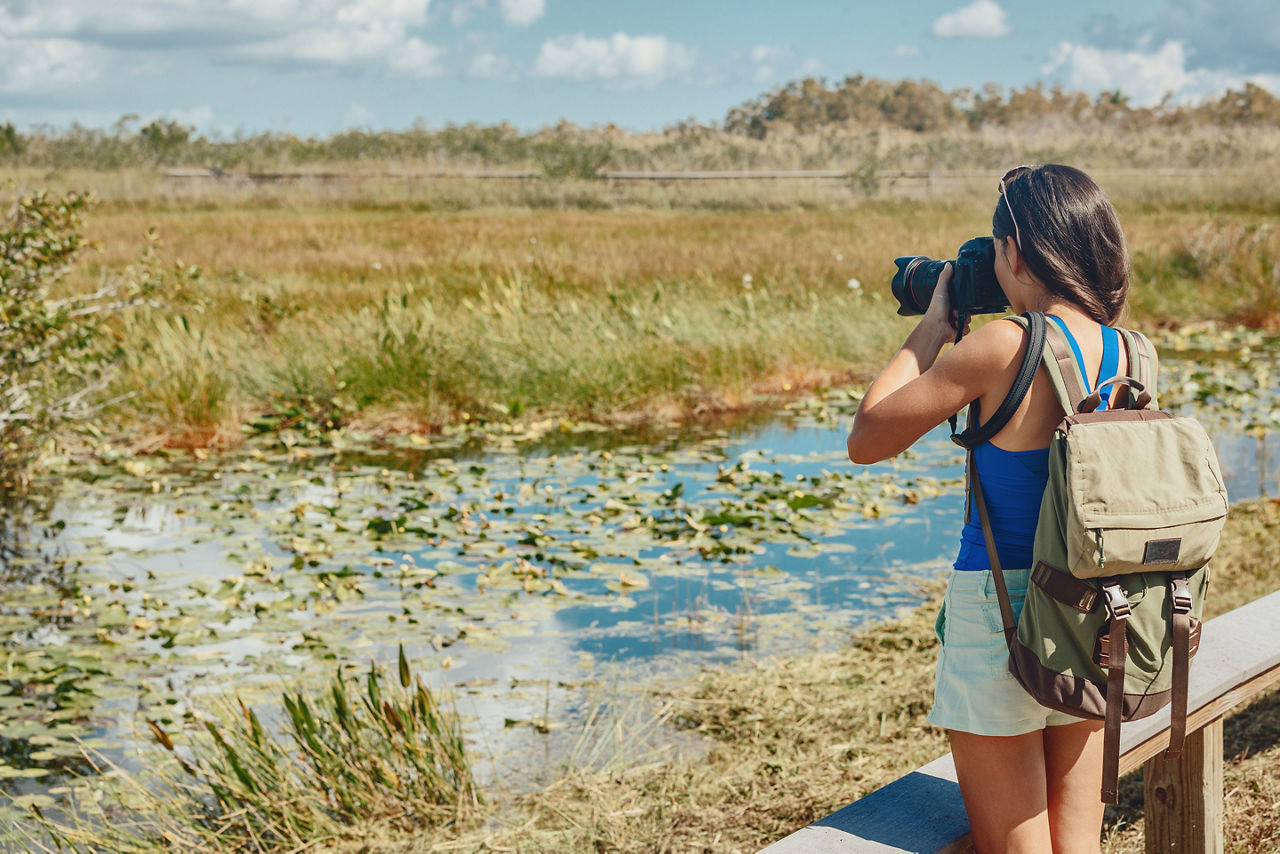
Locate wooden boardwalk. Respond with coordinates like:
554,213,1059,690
164,168,1220,184
761,588,1280,854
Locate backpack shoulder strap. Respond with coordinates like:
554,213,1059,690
1041,319,1090,415
951,312,1046,450
1117,328,1159,408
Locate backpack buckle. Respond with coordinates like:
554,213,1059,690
1100,581,1131,621
1170,574,1193,614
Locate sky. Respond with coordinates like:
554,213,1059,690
2,0,1279,136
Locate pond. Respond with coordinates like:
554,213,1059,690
0,328,1276,822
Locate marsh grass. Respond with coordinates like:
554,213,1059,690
22,500,1280,852
65,190,1279,448
76,205,931,444
11,151,1280,450
475,499,1280,853
33,647,477,852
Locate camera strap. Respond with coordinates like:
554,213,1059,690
945,308,971,436
950,311,1046,450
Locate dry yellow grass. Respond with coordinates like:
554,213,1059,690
453,499,1280,854
61,186,1277,448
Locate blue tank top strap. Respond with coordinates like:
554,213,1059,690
1045,315,1121,410
1097,325,1120,410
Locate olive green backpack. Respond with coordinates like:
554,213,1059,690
956,311,1228,804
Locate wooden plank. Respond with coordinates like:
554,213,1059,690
760,589,1280,854
163,169,540,181
1117,588,1280,772
599,170,849,180
1144,717,1224,854
159,167,1230,184
757,754,970,854
1118,661,1280,776
164,168,220,178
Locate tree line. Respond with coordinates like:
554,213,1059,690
2,76,1278,170
724,77,1280,136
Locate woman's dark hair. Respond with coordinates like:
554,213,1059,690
992,164,1129,324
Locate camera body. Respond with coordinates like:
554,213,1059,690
891,236,1009,318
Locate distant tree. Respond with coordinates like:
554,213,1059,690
1203,83,1280,125
138,119,193,164
966,83,1009,128
726,75,961,136
1092,90,1132,123
0,123,22,158
878,78,957,132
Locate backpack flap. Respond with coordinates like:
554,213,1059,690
1061,413,1228,579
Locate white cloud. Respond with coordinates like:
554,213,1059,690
1154,0,1280,76
0,0,443,87
466,52,510,78
533,33,695,87
237,29,445,78
1043,39,1280,107
798,58,824,76
932,0,1010,38
750,45,786,66
389,38,447,77
344,103,376,127
0,34,104,94
498,0,544,26
168,105,215,130
1,1,360,41
450,0,486,26
229,0,442,75
749,44,788,84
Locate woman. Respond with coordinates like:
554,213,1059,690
846,164,1143,854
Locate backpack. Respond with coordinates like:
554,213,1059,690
953,311,1228,804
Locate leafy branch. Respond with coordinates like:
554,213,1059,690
0,190,166,496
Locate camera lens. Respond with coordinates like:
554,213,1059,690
891,256,948,316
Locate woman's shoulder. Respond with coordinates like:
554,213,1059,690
951,315,1030,370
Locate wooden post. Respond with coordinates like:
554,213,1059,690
1143,716,1224,854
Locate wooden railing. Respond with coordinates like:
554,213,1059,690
164,168,1222,184
760,588,1280,854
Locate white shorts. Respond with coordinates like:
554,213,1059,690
927,569,1085,735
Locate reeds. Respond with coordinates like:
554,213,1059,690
35,647,477,852
9,161,1277,449
77,205,926,444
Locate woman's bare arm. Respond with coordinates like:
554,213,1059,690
846,269,1024,464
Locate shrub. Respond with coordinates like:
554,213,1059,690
0,190,162,495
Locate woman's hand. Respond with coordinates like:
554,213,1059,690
847,281,1019,464
922,263,971,340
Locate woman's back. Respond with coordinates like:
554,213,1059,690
974,312,1129,453
958,315,1128,571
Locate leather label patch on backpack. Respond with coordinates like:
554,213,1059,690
1143,538,1182,565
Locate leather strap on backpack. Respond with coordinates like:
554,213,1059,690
1166,572,1194,760
1118,328,1159,406
1041,321,1090,415
968,452,1017,644
1099,579,1132,804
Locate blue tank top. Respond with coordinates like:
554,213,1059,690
953,318,1121,571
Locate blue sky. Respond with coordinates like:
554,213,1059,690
2,0,1279,136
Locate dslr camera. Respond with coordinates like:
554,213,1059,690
891,236,1009,320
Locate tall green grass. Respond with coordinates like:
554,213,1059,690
36,648,476,852
25,175,1279,448
107,268,905,442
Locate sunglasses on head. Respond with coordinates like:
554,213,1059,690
999,165,1033,251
